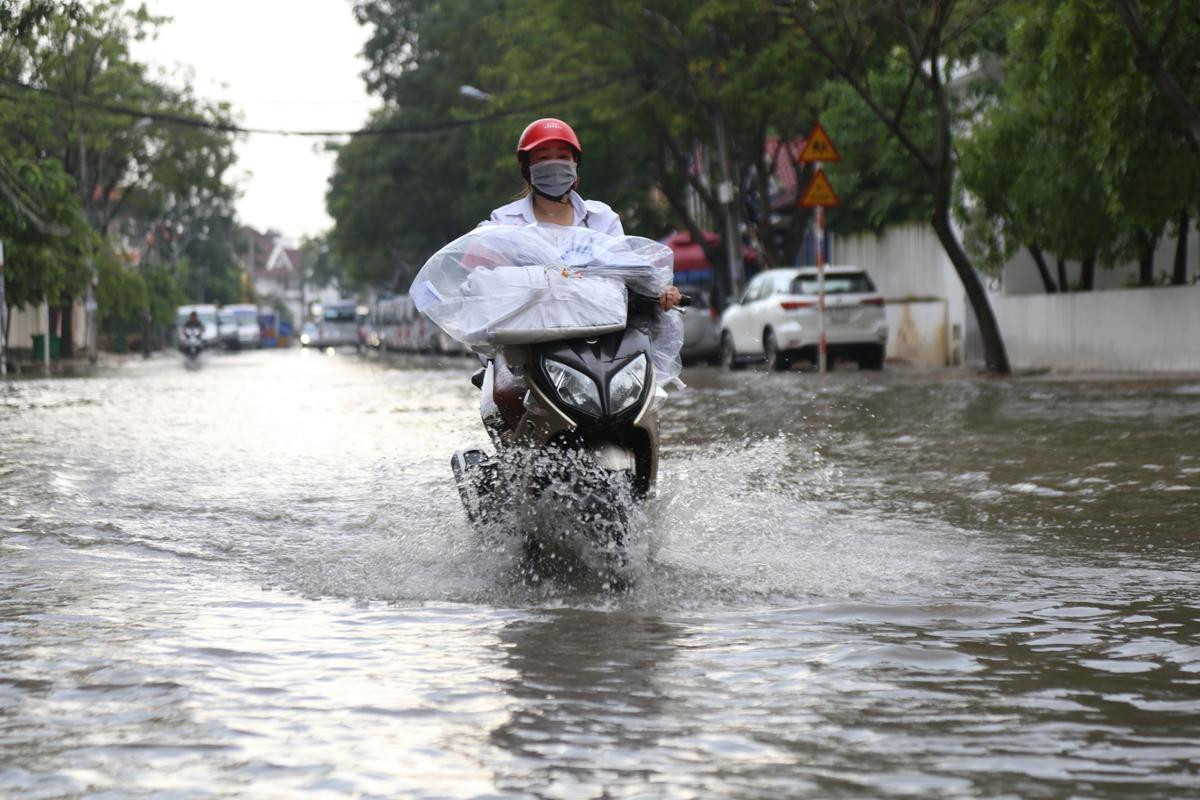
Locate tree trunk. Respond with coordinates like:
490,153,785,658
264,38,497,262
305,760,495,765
1173,210,1188,285
926,28,1008,374
1028,243,1057,293
59,300,74,359
1080,255,1096,291
49,305,61,349
1136,229,1155,286
142,309,152,358
1109,0,1200,150
932,213,1010,374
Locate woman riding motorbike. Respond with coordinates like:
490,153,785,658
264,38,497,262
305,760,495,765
474,118,683,429
483,117,681,311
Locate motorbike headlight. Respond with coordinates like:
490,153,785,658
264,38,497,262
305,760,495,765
543,359,602,416
609,354,648,414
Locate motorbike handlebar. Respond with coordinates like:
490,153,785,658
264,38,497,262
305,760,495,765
629,290,694,310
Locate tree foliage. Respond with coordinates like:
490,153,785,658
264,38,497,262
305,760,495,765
1,0,243,350
337,0,854,305
959,0,1200,288
325,0,1199,367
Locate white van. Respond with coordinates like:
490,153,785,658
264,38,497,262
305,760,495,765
176,304,219,349
315,300,362,348
221,304,262,350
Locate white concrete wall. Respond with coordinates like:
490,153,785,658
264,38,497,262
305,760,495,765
992,286,1200,372
885,300,950,366
6,302,87,353
1002,231,1200,295
836,222,1200,372
838,223,963,366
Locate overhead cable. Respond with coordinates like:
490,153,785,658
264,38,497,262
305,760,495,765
0,75,629,138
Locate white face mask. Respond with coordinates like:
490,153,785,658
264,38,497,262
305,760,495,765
529,159,577,200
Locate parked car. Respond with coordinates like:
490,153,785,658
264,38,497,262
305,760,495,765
175,304,219,349
676,284,722,366
719,266,888,371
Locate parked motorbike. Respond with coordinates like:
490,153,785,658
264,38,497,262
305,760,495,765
452,291,689,587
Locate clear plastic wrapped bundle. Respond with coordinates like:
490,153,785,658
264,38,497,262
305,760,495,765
410,224,683,386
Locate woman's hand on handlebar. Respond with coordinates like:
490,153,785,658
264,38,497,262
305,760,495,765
660,285,682,311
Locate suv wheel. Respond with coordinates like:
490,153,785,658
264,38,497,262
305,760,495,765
764,329,789,372
721,332,746,371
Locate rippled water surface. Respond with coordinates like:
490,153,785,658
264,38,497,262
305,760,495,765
3,349,1199,798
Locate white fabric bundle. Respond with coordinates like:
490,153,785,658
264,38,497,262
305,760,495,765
410,224,683,386
458,265,627,344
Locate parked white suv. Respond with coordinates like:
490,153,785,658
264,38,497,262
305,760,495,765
719,267,888,371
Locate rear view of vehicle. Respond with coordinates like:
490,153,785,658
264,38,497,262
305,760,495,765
789,268,887,369
315,300,361,349
221,304,262,350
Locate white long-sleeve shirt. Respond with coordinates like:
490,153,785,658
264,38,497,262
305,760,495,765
484,191,624,236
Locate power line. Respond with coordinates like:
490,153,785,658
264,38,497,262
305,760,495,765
0,75,630,138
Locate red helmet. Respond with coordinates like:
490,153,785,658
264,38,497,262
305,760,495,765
516,118,582,160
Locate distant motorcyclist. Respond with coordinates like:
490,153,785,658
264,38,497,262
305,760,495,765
181,311,205,358
183,310,204,335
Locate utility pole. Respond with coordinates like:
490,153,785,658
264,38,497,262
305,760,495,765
85,254,98,364
797,122,842,377
0,240,7,377
41,300,50,373
714,112,744,302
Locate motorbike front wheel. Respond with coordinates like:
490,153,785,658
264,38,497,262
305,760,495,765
524,455,637,589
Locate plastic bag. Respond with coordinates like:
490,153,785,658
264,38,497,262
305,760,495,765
411,224,682,385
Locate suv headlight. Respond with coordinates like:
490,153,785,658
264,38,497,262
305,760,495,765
609,354,648,414
543,359,602,416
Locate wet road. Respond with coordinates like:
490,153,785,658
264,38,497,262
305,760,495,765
2,348,1199,798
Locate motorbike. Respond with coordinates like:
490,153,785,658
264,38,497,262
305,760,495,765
452,291,689,586
413,224,684,587
181,327,203,365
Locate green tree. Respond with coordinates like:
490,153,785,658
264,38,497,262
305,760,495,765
329,0,516,290
1108,0,1200,149
2,0,244,355
344,0,841,307
490,0,834,304
299,233,345,292
959,1,1200,290
1,1,93,356
821,74,933,235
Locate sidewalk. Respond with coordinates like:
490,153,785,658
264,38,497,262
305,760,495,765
3,350,158,378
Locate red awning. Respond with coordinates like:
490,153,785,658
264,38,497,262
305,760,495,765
662,230,757,273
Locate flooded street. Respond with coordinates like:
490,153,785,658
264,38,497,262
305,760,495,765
2,349,1199,798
